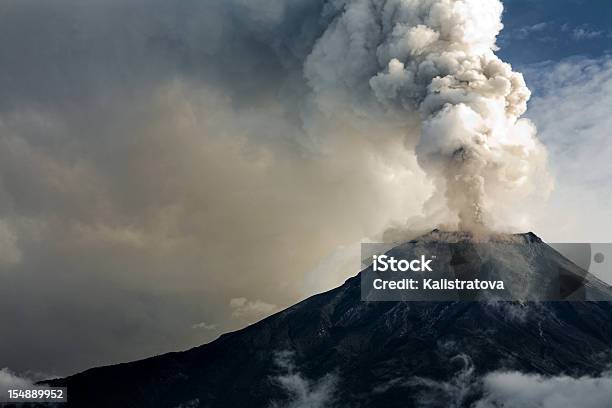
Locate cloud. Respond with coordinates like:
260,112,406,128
230,298,279,320
475,371,612,408
522,55,612,242
513,22,549,40
559,23,606,41
373,354,478,408
503,22,609,45
0,368,35,397
191,322,217,330
571,26,604,40
372,353,612,408
269,351,338,408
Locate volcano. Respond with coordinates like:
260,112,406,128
46,231,612,407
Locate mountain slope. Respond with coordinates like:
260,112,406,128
47,231,612,407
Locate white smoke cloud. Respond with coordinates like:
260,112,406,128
305,0,551,232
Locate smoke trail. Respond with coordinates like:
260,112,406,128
306,0,551,231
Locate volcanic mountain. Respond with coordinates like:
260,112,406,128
46,231,612,407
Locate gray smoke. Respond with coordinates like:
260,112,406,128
0,0,552,375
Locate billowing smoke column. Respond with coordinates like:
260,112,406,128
305,0,550,231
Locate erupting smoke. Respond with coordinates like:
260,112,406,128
0,0,558,374
306,0,551,231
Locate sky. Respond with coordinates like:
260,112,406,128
498,0,612,242
0,0,611,379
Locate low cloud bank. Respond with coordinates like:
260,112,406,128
372,353,612,408
476,371,612,408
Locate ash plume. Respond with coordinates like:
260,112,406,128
306,0,551,231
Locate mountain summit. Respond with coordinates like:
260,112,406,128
48,231,612,407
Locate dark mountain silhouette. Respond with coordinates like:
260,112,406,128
44,231,612,407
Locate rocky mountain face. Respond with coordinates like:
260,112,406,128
47,231,612,407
